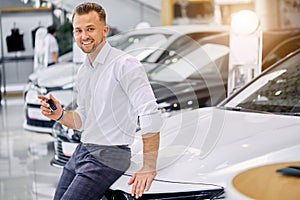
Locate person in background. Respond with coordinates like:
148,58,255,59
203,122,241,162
38,2,161,200
45,25,59,66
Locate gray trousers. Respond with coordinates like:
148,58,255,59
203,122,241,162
54,143,131,200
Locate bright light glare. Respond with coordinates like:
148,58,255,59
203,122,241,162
231,10,259,35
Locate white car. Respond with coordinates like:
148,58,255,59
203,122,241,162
23,24,228,133
23,62,80,133
102,49,300,199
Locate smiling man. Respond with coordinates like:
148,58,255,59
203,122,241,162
38,2,162,200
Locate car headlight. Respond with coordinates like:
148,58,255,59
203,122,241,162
104,189,224,200
158,102,179,112
39,87,48,95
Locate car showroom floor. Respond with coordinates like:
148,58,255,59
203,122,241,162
0,95,61,200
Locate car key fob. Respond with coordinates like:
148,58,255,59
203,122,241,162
47,99,57,112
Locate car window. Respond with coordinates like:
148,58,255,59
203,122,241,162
224,51,300,115
149,43,229,82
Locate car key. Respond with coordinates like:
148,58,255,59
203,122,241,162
47,99,57,112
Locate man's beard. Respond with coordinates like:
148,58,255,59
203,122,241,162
81,37,104,54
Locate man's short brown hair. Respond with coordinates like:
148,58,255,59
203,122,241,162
72,2,106,24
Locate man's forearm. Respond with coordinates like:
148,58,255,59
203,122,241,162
59,110,82,130
142,132,160,171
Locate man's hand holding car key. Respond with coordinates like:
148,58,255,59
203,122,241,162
38,94,63,121
47,99,57,112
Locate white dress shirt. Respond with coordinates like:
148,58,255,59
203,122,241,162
75,42,162,146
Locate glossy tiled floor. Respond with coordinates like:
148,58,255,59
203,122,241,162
0,96,61,200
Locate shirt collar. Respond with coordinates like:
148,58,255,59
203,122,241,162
83,42,111,69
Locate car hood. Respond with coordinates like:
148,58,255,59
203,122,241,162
29,62,80,88
111,107,300,192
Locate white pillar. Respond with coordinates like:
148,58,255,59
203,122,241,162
228,10,262,96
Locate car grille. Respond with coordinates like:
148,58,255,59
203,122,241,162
51,139,71,167
25,104,55,128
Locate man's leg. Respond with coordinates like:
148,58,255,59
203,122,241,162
53,167,76,199
61,163,126,200
53,143,81,200
59,145,131,200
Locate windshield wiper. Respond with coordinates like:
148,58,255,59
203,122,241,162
220,106,272,114
276,112,300,116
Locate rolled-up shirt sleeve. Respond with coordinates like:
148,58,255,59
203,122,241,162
116,57,163,135
139,102,163,134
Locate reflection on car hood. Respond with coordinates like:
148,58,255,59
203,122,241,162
151,78,225,105
29,62,80,88
151,80,201,103
112,107,300,192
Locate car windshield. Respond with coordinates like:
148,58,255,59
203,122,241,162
223,50,300,116
148,43,229,83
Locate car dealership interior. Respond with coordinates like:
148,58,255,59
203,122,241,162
1,0,300,199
